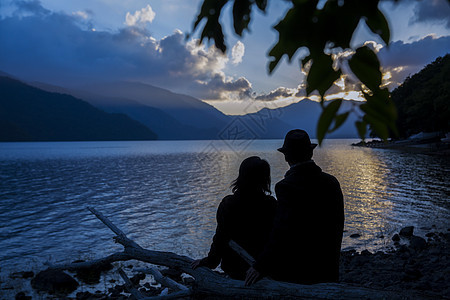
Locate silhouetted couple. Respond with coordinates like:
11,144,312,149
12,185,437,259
191,129,345,286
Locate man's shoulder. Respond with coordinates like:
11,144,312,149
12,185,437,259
276,170,340,188
319,171,341,186
274,179,295,196
274,179,288,189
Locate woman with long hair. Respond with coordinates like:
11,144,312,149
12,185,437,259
191,156,277,280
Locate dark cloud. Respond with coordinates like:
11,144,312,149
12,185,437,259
13,0,50,15
193,73,253,100
0,7,161,84
411,0,450,28
0,0,253,100
378,35,450,88
255,87,294,101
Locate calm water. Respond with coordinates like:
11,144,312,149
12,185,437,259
0,139,449,274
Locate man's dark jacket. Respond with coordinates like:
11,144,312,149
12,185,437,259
200,191,277,280
254,160,344,284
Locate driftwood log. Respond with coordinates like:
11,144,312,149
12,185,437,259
46,207,431,299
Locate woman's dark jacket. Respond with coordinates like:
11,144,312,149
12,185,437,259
200,191,277,280
253,160,344,284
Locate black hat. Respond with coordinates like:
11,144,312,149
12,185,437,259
277,129,317,154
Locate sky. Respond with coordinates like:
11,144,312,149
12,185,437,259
0,0,449,115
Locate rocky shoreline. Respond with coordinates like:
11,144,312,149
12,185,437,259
351,139,450,156
340,226,450,298
3,226,450,299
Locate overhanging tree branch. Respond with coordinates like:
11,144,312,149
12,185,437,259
190,0,406,143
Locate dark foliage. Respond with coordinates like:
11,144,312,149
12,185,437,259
192,0,398,143
391,54,450,138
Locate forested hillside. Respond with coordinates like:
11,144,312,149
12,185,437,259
391,54,449,138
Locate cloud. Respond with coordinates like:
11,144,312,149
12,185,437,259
247,34,449,102
410,0,450,28
378,34,450,89
0,0,257,102
2,1,448,107
194,73,253,100
72,10,93,20
255,87,295,101
327,36,450,93
231,41,245,65
125,5,156,27
245,34,450,102
13,0,49,16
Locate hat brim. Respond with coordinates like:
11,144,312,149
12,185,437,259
277,143,317,153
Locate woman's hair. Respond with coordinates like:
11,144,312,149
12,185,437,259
231,156,271,195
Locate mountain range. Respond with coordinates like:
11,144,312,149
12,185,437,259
0,72,359,142
0,76,157,141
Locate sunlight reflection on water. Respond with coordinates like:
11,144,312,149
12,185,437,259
0,140,449,273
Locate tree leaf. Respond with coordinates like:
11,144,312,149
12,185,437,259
355,120,367,141
322,0,361,49
267,2,319,73
317,99,342,145
348,46,382,92
192,0,398,143
365,7,390,45
192,0,229,52
233,0,252,36
301,55,312,68
330,112,350,133
255,0,267,11
363,114,389,140
361,88,398,137
306,52,341,97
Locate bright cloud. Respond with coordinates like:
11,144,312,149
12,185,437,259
125,5,156,27
255,87,295,101
72,10,89,20
231,41,245,65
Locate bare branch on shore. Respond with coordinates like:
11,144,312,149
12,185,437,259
47,252,131,271
136,267,189,291
44,207,434,299
118,267,145,300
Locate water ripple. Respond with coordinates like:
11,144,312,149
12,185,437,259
0,140,448,272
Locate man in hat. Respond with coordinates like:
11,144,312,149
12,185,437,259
245,129,344,285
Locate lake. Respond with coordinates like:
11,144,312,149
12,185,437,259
0,139,449,274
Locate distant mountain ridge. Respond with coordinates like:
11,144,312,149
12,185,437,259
0,76,157,141
79,81,230,135
33,81,231,140
3,71,360,141
236,99,359,139
64,81,358,139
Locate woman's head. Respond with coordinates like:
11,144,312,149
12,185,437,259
231,156,271,195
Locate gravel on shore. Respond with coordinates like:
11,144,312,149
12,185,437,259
3,227,449,299
340,228,450,298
